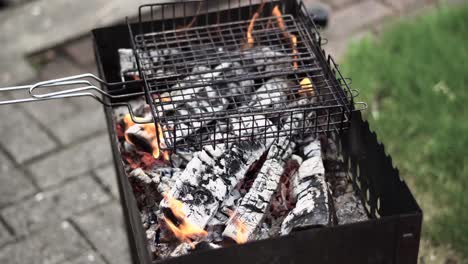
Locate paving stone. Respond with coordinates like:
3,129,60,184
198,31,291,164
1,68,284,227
0,104,57,163
5,56,83,129
326,0,360,9
64,36,96,67
28,134,113,188
0,221,91,264
1,175,110,235
0,152,36,207
75,202,131,264
51,106,107,145
69,252,106,264
0,222,12,246
95,164,119,198
383,0,433,13
7,87,79,131
0,0,177,87
327,0,392,38
39,55,84,80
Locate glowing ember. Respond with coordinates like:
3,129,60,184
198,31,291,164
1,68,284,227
299,77,315,96
272,5,299,69
123,114,170,161
227,210,248,244
163,193,208,247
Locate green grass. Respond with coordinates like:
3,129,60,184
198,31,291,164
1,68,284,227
341,4,468,258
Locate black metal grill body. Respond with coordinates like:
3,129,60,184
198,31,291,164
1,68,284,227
93,1,422,263
126,0,356,150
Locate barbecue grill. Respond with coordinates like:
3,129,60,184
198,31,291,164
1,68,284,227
0,0,422,263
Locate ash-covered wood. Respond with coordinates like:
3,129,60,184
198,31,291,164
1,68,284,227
280,139,332,235
207,189,242,226
223,136,294,241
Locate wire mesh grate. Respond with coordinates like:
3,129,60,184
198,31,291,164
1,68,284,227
129,1,355,150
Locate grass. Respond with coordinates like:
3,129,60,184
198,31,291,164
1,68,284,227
341,4,468,259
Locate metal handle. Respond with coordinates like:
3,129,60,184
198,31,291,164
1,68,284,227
0,73,152,124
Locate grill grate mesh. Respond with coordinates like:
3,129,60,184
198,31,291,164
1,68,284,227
129,1,355,150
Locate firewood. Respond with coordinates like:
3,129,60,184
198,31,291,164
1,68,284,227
222,135,294,241
280,139,332,235
160,121,277,229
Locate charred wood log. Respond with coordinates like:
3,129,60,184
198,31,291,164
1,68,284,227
280,139,333,235
160,123,277,229
222,135,294,241
223,100,315,240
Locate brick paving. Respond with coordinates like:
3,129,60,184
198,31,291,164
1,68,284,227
0,0,463,263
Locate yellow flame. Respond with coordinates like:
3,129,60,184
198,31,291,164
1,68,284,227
163,193,208,248
123,114,170,161
272,5,299,69
227,209,248,244
299,77,315,96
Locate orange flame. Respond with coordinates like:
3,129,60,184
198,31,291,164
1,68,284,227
163,193,208,248
299,77,315,96
246,12,260,48
227,210,248,244
123,114,170,161
244,2,265,49
272,5,299,69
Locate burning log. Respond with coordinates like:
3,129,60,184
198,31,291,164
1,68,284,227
222,105,312,241
280,139,332,235
222,135,294,241
161,139,272,230
160,117,277,231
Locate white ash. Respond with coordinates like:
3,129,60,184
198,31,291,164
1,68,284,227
169,243,192,258
334,192,368,224
207,188,242,226
129,168,157,184
321,134,369,224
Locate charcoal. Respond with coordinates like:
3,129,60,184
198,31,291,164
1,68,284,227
249,77,289,110
118,49,137,77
